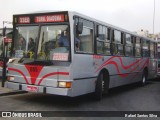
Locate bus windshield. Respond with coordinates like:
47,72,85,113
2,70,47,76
14,25,70,63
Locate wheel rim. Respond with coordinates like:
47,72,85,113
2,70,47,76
142,75,146,84
101,74,104,92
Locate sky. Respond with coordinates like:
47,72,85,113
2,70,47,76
0,0,160,34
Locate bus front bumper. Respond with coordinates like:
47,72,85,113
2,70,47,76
6,81,73,96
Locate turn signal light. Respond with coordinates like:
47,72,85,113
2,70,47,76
58,81,72,88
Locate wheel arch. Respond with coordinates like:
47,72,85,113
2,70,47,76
99,68,110,85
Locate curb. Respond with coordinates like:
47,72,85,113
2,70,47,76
0,91,28,97
0,80,28,96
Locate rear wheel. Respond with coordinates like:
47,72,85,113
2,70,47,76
140,70,147,86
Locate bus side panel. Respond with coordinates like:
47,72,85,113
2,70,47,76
72,54,96,95
148,59,157,79
102,56,142,88
72,54,95,79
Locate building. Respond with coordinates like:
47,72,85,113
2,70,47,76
136,29,149,37
0,28,12,45
136,29,160,40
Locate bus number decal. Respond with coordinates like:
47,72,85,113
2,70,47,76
30,67,38,72
93,55,102,59
18,17,30,24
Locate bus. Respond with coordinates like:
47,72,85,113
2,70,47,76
158,41,160,75
6,11,158,100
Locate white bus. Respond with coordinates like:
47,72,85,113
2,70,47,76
157,41,160,75
6,11,158,100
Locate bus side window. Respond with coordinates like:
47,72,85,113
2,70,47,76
125,34,133,56
150,42,155,58
96,25,111,55
142,39,149,57
112,30,124,56
135,37,141,57
75,17,94,53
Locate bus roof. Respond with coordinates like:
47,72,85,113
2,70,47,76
73,11,157,42
13,11,156,42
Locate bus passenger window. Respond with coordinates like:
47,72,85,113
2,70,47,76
79,27,93,53
125,34,133,56
75,18,94,53
142,39,149,57
150,42,155,58
135,37,141,57
96,25,111,55
112,30,124,56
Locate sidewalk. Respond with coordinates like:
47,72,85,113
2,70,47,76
0,80,27,96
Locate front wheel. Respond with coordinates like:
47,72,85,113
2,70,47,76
94,72,109,100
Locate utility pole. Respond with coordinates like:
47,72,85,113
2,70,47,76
153,0,155,34
2,21,12,87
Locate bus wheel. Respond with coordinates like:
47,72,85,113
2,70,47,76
94,73,103,100
94,72,109,100
140,70,147,86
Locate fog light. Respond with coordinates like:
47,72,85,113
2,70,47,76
7,76,15,81
58,81,72,88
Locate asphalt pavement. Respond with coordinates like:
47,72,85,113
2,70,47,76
0,77,160,120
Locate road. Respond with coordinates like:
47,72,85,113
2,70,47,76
0,78,160,120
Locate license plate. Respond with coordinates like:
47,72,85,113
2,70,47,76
27,85,38,92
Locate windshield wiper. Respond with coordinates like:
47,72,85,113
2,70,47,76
18,49,34,63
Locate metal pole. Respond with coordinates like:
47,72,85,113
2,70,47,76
2,41,7,87
1,21,12,87
153,0,155,34
2,21,6,87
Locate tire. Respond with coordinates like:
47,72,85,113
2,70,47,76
140,70,147,86
94,72,109,100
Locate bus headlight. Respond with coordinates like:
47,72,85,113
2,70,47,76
58,81,72,88
7,76,15,81
8,59,15,63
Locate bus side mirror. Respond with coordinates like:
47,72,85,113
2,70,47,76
3,27,6,37
77,22,83,34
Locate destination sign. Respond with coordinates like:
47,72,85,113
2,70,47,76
35,14,64,23
53,53,68,61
